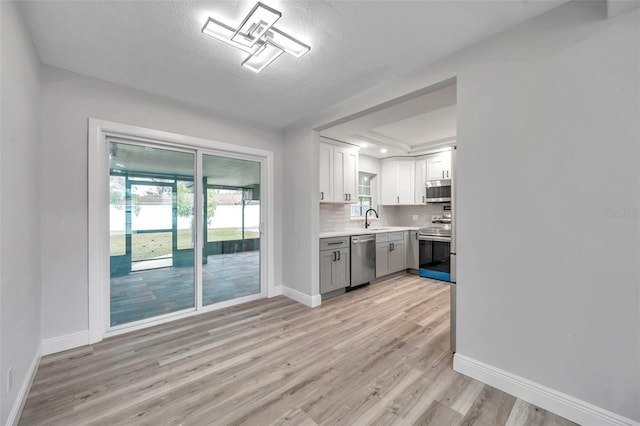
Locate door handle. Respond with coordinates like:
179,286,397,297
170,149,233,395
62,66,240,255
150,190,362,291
415,232,418,240
320,191,324,200
442,171,445,178
397,196,400,203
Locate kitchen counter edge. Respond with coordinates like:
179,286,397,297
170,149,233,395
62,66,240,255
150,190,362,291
319,227,421,239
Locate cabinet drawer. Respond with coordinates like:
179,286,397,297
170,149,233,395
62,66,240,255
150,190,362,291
376,232,404,243
320,237,349,251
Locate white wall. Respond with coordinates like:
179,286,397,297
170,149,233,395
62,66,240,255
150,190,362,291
358,154,380,176
289,2,640,422
282,128,319,299
40,66,283,341
0,2,42,423
456,5,638,421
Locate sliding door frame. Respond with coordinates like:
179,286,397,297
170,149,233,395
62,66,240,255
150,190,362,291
88,119,276,343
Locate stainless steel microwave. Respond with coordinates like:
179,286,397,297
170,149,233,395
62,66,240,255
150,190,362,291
425,179,451,203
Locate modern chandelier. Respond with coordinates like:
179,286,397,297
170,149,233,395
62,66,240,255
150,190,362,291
202,2,311,73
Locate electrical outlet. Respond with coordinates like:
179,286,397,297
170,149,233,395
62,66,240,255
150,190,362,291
412,215,419,221
7,367,13,393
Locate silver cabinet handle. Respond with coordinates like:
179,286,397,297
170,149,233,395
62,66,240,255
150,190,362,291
397,196,400,203
320,191,324,200
415,232,418,240
332,251,337,261
422,196,425,203
442,171,445,178
327,242,343,245
337,250,341,261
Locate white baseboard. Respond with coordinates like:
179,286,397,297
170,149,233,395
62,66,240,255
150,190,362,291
454,354,639,426
42,330,89,356
282,285,321,308
269,285,283,297
6,343,41,426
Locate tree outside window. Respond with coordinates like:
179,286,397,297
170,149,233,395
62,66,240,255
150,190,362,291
350,173,375,217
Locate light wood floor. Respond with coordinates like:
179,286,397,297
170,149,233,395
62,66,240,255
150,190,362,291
20,274,576,425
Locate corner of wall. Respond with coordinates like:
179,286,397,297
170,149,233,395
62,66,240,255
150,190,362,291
5,343,41,426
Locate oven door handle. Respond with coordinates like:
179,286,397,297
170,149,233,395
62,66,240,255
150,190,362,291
418,236,452,243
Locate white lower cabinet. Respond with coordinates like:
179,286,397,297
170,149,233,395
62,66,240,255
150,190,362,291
320,237,350,294
375,232,405,278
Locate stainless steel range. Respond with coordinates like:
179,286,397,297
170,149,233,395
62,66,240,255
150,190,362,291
418,214,452,282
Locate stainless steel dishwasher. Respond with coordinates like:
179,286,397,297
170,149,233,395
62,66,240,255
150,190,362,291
350,234,376,287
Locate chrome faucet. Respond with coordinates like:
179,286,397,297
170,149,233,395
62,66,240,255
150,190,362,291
364,208,379,229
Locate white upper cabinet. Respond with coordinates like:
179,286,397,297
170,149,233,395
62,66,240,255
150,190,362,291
319,143,334,202
319,142,358,203
414,159,427,204
381,159,415,205
426,151,452,181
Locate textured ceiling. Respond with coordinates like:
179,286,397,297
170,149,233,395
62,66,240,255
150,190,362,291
20,1,565,128
321,83,457,158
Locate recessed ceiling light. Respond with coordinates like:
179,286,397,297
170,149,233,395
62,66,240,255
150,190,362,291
361,142,368,148
202,2,310,73
380,148,388,153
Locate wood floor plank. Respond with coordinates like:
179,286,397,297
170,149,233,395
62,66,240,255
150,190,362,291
19,275,577,426
460,385,517,426
414,400,464,426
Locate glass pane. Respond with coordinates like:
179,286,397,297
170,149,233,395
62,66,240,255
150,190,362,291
109,176,126,256
202,154,261,306
206,188,244,242
109,142,195,327
177,180,194,250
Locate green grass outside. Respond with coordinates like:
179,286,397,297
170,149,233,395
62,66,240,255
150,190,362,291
110,228,259,260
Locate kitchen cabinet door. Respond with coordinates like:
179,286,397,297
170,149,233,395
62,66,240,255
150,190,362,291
333,148,346,202
376,243,389,278
396,162,415,204
319,250,335,293
332,248,350,290
414,160,427,204
340,147,357,202
381,160,415,205
380,161,398,205
388,242,404,273
426,151,452,181
319,143,334,202
320,143,358,203
406,231,419,270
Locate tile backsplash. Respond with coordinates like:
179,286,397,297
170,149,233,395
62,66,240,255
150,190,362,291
319,203,450,232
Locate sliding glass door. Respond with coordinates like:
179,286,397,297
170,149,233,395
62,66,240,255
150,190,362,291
109,143,196,327
108,142,263,329
202,154,261,305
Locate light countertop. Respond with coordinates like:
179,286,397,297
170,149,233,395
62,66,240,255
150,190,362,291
319,226,421,239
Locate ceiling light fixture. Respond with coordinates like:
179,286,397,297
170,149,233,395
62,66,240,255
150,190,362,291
380,148,388,154
202,2,310,73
